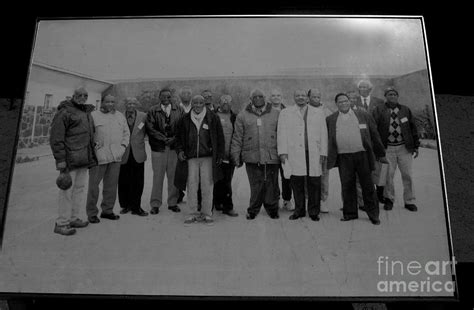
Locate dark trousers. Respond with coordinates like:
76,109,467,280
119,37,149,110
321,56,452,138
338,151,379,220
213,162,235,211
118,151,145,212
279,165,292,201
245,163,280,216
291,175,321,217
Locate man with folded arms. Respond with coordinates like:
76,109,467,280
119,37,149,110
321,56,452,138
326,93,387,225
146,88,184,215
86,94,130,223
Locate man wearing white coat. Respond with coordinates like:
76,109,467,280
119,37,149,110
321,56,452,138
277,90,328,221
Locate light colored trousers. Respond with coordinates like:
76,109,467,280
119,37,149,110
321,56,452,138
385,144,416,204
150,147,178,209
86,162,121,217
187,157,213,217
57,168,87,226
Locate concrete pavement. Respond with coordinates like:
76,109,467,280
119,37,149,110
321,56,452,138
0,145,453,297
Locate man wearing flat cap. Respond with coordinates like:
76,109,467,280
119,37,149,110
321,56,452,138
372,87,420,212
50,87,97,235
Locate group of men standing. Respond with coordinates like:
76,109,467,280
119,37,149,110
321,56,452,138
49,78,420,235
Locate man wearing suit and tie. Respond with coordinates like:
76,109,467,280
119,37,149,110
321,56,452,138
326,93,388,225
355,79,386,203
118,97,149,216
355,79,385,113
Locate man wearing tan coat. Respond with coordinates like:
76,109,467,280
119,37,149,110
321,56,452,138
278,90,328,221
86,94,130,223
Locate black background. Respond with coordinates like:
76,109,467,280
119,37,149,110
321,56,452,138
0,2,473,310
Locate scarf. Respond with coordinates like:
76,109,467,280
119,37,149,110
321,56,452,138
191,108,207,132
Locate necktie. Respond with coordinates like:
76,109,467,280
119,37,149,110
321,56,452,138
127,112,134,127
363,98,368,110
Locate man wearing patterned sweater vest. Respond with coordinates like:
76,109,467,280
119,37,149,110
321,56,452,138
372,87,420,212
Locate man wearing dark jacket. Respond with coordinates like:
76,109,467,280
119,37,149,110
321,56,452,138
269,88,293,211
372,87,420,212
327,93,388,225
50,87,97,235
175,95,225,225
146,88,184,215
212,95,238,217
355,79,386,202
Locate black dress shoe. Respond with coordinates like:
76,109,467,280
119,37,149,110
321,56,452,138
269,213,279,219
289,213,304,220
405,204,418,212
384,199,394,210
246,213,256,220
223,209,238,217
132,208,149,216
310,215,320,221
100,213,120,220
340,215,358,221
88,216,100,224
370,218,381,225
120,208,131,214
168,205,181,213
150,207,159,215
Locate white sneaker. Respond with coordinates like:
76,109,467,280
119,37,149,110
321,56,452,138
283,200,294,211
320,200,329,213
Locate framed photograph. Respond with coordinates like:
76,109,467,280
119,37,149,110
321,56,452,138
0,16,455,299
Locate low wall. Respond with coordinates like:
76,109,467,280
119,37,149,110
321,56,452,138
18,105,57,149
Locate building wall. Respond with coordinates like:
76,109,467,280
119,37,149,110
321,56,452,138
105,76,395,114
18,105,57,148
26,80,103,110
17,65,111,148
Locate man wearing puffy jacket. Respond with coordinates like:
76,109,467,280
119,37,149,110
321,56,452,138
86,94,130,224
230,89,281,220
50,87,97,235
